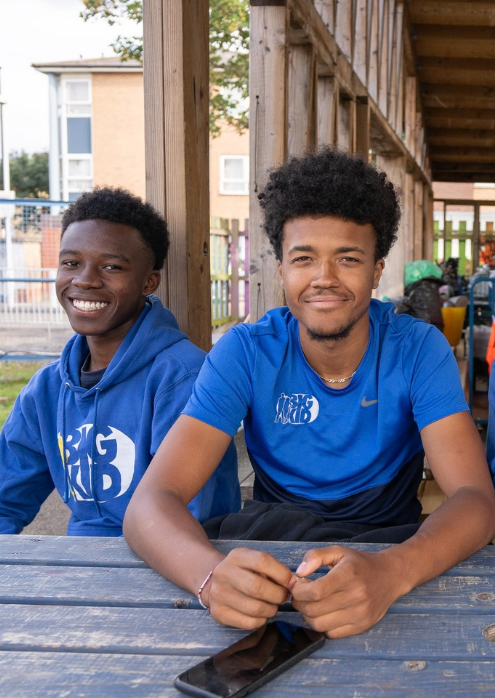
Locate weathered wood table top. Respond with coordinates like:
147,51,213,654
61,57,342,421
0,535,494,697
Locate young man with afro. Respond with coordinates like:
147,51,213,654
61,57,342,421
0,187,240,536
124,149,495,638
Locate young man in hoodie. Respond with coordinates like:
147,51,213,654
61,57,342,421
0,187,240,536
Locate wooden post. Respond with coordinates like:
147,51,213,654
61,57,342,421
249,1,288,321
355,97,370,158
376,152,406,298
317,75,338,146
423,184,434,261
288,43,315,156
414,179,424,260
230,219,240,321
143,0,211,350
338,93,355,152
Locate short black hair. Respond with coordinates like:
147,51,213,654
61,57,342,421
61,186,169,270
258,147,400,261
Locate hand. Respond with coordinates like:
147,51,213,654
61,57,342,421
206,548,297,630
290,546,405,639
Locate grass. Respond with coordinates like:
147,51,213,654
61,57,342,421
0,361,50,428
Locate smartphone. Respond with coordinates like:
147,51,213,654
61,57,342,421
174,620,325,698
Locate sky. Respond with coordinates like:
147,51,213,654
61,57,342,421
0,0,139,154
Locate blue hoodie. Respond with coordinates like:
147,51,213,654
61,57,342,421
0,296,240,535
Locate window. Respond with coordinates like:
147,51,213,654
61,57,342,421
220,155,249,195
60,77,93,200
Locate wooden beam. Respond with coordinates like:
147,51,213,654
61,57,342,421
288,43,316,155
421,85,495,110
368,0,379,101
378,0,389,116
143,0,211,350
338,93,355,151
433,172,495,183
414,178,424,260
314,0,335,33
335,0,352,62
353,0,368,86
425,108,495,130
431,147,495,163
428,129,495,148
413,26,495,60
418,58,495,87
355,97,370,158
408,1,495,27
433,161,495,173
249,3,288,321
317,75,338,145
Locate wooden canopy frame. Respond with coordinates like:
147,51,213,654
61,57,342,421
142,0,493,349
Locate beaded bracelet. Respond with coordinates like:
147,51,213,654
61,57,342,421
197,562,220,611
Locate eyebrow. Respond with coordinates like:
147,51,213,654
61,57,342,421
287,245,366,255
59,249,132,264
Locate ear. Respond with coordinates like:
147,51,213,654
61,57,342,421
372,259,385,289
277,260,283,285
143,270,161,296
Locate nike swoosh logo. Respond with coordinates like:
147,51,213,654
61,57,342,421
361,397,378,407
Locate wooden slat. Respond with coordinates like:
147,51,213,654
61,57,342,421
0,606,495,660
418,57,495,87
3,536,495,575
409,1,495,27
428,129,495,148
249,4,287,321
421,85,495,110
316,75,338,145
352,0,367,85
288,43,316,155
414,25,495,60
1,652,495,698
1,564,494,611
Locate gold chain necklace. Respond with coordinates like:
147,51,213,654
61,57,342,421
316,369,357,384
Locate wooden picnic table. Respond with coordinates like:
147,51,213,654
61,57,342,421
0,535,494,697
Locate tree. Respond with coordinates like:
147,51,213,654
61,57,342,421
80,0,249,136
9,151,49,199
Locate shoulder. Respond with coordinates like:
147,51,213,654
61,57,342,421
153,338,206,379
231,307,293,344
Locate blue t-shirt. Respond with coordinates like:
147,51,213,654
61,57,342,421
184,300,468,526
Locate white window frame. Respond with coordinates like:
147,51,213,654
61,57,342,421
219,155,249,195
59,76,93,201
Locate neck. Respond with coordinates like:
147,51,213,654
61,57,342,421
299,321,369,386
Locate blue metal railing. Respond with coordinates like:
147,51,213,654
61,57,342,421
468,276,495,423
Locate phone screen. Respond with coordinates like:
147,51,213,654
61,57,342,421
174,620,325,698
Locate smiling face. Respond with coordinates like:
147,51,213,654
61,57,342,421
56,219,161,347
278,216,384,350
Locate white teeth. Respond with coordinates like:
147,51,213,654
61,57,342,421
72,300,109,311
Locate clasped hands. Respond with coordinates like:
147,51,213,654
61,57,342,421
205,545,404,639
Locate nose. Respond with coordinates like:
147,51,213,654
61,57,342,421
71,265,103,289
310,261,340,288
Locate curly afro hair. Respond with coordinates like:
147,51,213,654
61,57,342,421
61,186,169,270
258,147,400,261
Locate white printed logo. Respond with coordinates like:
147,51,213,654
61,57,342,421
274,393,320,425
59,424,135,502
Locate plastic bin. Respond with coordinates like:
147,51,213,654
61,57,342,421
441,306,466,348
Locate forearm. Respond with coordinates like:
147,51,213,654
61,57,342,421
381,486,495,598
123,488,224,596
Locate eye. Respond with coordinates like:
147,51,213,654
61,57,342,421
102,264,123,271
340,256,361,264
291,255,312,264
60,260,79,268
